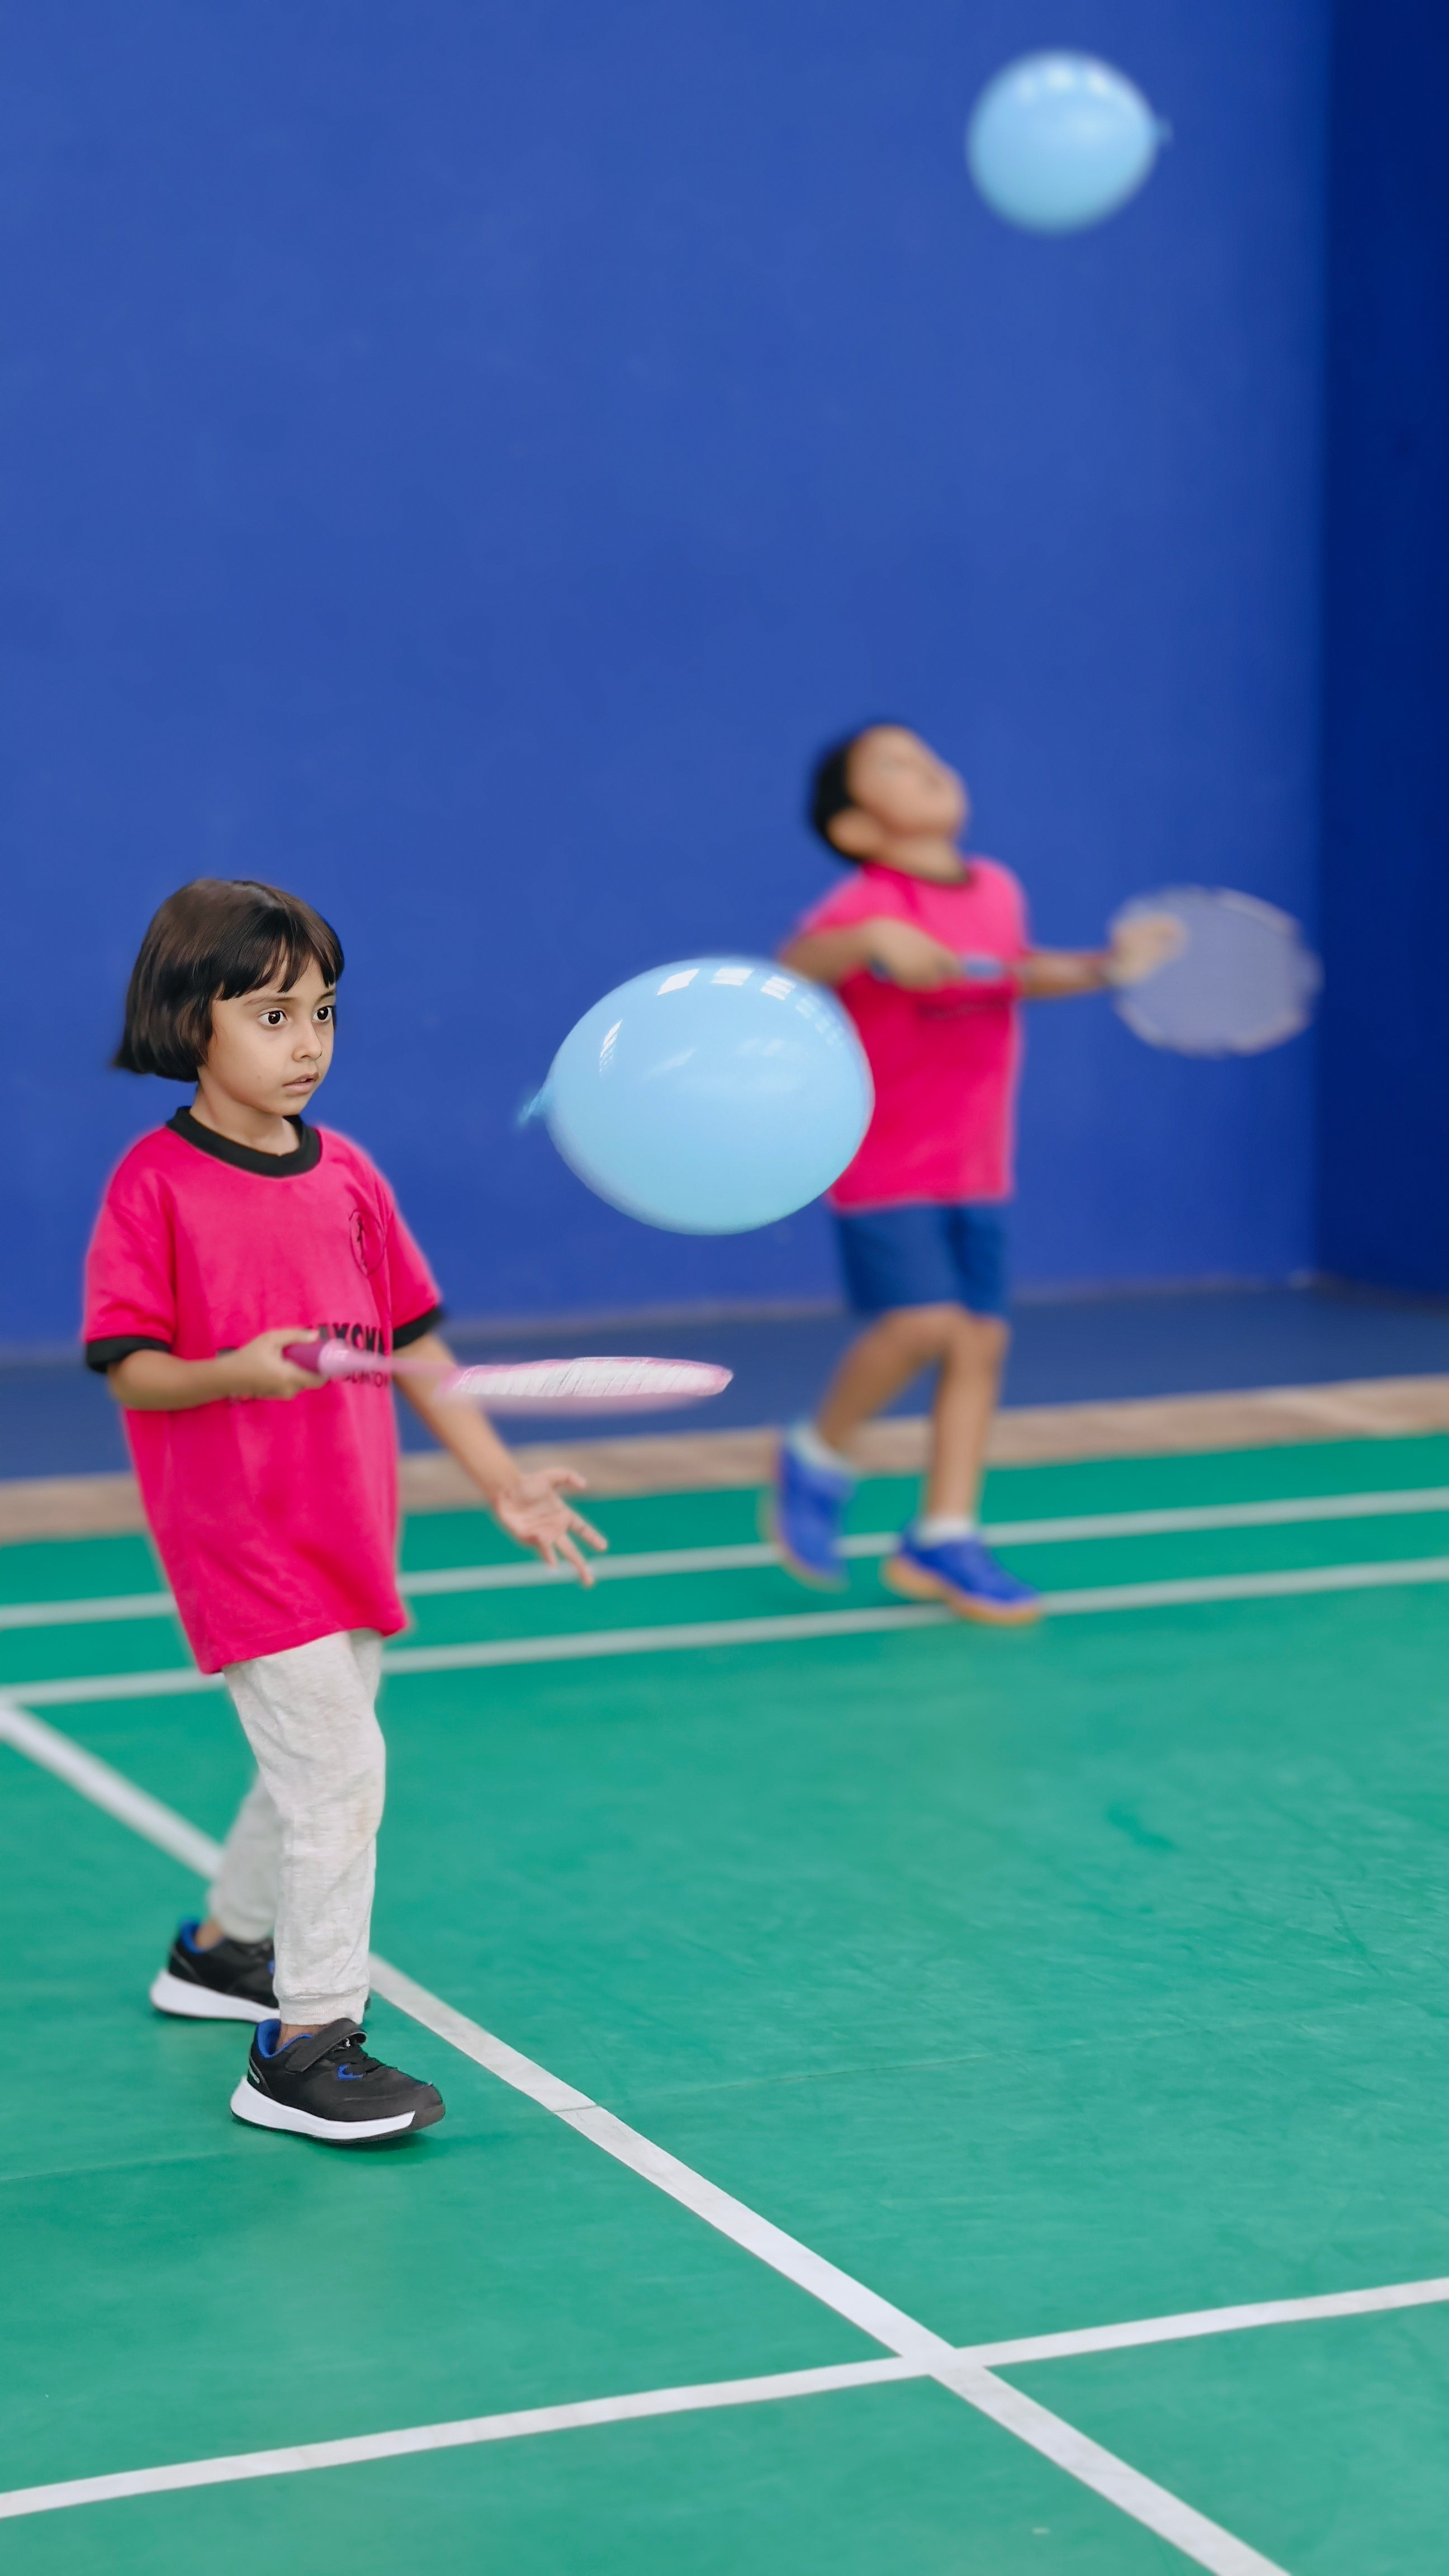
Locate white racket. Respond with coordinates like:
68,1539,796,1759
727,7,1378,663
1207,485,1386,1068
283,1342,731,1416
1110,887,1321,1056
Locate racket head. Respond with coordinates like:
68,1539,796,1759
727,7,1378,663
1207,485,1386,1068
1110,886,1321,1057
442,1356,733,1417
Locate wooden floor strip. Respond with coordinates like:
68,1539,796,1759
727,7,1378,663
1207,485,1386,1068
4,1376,1449,1538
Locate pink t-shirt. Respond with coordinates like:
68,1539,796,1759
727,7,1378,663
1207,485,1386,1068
796,859,1031,1208
83,1111,442,1673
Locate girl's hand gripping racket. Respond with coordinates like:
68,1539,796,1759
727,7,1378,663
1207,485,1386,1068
281,1343,733,1417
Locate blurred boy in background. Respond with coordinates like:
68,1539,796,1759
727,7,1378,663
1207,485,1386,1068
774,723,1175,1624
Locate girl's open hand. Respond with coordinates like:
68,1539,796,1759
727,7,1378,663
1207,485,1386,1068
492,1469,608,1585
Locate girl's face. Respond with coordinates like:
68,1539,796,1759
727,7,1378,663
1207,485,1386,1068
200,954,337,1120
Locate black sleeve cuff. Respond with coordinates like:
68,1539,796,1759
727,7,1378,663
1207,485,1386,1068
392,1304,444,1351
85,1335,171,1375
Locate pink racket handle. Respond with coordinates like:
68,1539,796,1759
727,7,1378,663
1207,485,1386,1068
869,953,1012,987
282,1339,427,1379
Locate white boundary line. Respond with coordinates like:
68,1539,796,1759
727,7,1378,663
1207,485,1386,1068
0,1589,177,1632
0,2362,917,2521
5,2270,1448,2525
11,1666,227,1706
0,1698,222,1874
972,2272,1449,2367
6,1483,1449,1629
0,1698,1305,2571
8,1551,1449,1707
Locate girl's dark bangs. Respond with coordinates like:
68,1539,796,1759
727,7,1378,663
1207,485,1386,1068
217,898,343,998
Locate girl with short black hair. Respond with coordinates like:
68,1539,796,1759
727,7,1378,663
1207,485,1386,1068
87,877,604,2144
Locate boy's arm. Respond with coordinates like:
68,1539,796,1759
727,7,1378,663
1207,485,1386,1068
1015,913,1183,1000
780,921,963,989
395,1332,606,1585
783,913,1180,998
1012,949,1111,998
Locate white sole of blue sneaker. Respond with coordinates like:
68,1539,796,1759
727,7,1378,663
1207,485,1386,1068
882,1553,1043,1627
150,1968,273,2024
228,2079,419,2143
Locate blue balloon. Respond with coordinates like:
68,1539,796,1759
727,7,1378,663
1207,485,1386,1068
537,958,873,1234
967,53,1165,234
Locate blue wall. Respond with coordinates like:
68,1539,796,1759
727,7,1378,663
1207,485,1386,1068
1319,0,1449,1292
0,0,1328,1343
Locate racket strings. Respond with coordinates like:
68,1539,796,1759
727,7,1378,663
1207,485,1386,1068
1110,886,1320,1057
448,1358,726,1403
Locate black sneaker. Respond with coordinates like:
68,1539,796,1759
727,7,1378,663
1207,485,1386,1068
150,1920,278,2024
230,2018,446,2145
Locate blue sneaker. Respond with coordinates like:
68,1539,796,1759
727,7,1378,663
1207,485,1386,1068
884,1531,1041,1626
770,1437,853,1588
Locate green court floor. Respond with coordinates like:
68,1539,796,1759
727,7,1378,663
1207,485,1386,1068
4,1438,1449,2572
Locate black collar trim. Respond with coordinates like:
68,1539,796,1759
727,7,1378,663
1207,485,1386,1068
166,1105,322,1178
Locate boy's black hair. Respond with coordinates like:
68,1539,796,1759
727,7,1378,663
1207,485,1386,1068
114,878,345,1081
807,721,901,858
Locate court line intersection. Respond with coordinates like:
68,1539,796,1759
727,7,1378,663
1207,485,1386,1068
4,1684,1431,2572
4,2272,1446,2530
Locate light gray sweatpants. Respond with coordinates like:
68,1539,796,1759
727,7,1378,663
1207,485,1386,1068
206,1629,385,2026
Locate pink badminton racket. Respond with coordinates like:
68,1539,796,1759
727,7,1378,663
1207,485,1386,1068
282,1341,731,1417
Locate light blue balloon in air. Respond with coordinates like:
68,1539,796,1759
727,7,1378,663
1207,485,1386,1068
967,53,1166,234
536,958,873,1234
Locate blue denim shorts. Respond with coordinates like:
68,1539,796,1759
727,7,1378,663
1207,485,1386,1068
833,1202,1010,1321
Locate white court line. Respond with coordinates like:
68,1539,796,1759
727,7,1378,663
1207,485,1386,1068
0,2360,917,2521
9,2268,1449,2526
10,1551,1449,1707
0,1696,1289,2572
0,1698,222,1876
401,1484,1449,1592
0,1589,180,1632
11,1665,226,1706
6,1483,1449,1628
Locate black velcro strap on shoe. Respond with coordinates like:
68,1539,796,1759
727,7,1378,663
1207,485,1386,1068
275,2018,362,2077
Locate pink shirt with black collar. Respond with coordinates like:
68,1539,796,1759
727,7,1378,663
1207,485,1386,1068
83,1109,441,1672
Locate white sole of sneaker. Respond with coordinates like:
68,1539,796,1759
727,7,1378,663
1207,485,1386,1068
228,2078,423,2143
882,1553,1043,1627
150,1968,274,2024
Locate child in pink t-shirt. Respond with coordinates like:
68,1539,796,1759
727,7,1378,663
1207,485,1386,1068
86,878,605,2145
773,724,1175,1624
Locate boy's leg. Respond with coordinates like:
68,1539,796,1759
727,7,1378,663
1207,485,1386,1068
221,1628,386,2030
774,1208,968,1585
778,1302,1006,1590
881,1209,1039,1625
920,1308,1010,1518
817,1301,994,1477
